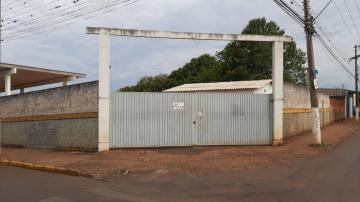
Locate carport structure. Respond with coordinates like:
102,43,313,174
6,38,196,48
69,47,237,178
87,27,293,152
0,63,86,95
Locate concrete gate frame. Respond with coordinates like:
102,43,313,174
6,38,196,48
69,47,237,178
86,27,293,152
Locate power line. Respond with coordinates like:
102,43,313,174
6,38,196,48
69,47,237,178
315,30,355,77
273,0,304,26
3,0,64,21
2,0,88,22
333,0,358,42
3,0,116,31
3,0,139,41
4,0,132,39
356,0,360,20
273,0,355,79
314,22,355,75
343,0,360,36
1,0,138,40
314,0,333,19
3,0,37,11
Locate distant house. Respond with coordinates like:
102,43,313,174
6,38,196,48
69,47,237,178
319,88,356,118
164,80,273,94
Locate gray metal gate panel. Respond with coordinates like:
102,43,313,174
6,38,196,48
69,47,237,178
110,93,194,148
110,92,273,148
196,93,273,145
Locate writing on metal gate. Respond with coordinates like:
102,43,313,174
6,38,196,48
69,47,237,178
110,92,273,148
172,102,185,111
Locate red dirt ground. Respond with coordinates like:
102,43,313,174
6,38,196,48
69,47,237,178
1,119,359,179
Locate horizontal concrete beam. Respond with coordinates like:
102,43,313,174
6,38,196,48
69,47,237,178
87,27,293,42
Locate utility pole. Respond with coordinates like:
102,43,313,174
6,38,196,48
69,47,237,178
356,46,359,121
0,0,1,155
350,45,359,120
304,0,321,145
0,0,2,64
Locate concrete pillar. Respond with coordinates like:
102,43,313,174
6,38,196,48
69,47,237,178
345,96,348,119
354,93,356,109
355,93,359,121
272,41,284,146
350,97,353,118
98,29,111,152
63,76,76,87
3,68,16,96
5,74,11,96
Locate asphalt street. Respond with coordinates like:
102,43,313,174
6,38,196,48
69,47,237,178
1,130,360,202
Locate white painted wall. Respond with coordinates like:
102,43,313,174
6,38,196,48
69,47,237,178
253,84,273,94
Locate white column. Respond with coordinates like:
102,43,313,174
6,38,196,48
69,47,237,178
3,68,17,96
98,29,111,152
345,97,348,119
272,41,284,146
354,93,356,109
350,97,353,118
5,74,11,96
63,76,75,87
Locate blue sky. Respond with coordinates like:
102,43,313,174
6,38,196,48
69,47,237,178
2,0,358,91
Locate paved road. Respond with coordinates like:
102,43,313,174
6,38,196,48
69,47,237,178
1,130,360,202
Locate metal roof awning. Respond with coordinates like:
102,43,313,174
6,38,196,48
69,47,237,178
164,80,272,92
0,63,86,92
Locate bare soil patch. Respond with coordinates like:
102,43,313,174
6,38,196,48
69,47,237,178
1,119,359,179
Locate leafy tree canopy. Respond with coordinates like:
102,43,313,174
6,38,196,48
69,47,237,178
120,17,307,92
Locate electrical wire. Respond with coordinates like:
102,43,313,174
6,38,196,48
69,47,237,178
343,0,360,36
4,0,132,38
3,0,66,21
314,0,333,20
333,0,358,42
273,0,355,79
1,0,139,40
356,0,360,20
273,0,304,26
3,0,124,31
3,0,139,41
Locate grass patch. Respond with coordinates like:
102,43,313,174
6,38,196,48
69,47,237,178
310,143,332,149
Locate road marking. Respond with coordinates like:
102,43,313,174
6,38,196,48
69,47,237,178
40,197,75,202
86,188,160,202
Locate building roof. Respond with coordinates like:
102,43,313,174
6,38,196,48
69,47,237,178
319,88,351,97
0,63,86,92
164,80,272,92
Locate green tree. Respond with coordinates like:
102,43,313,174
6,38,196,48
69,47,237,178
120,17,307,92
120,54,221,92
217,17,307,85
168,54,221,86
120,74,173,92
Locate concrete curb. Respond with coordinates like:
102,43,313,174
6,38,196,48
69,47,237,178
0,160,93,178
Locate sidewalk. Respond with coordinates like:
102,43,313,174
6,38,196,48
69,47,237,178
1,119,359,179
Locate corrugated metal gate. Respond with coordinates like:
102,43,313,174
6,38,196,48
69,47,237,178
110,93,194,148
110,92,273,148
